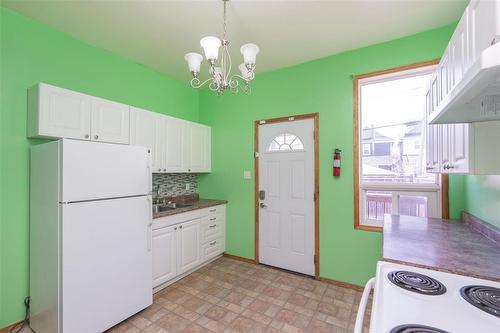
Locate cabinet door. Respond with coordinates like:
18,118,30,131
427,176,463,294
440,124,451,172
450,123,470,173
36,83,92,140
439,47,451,100
469,0,500,64
177,219,201,275
430,73,439,116
91,97,130,144
430,125,440,172
130,108,164,172
187,123,211,173
163,117,187,172
449,11,469,90
152,225,177,288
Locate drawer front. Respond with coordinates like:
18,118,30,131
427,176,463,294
201,214,223,243
201,238,223,261
206,205,224,215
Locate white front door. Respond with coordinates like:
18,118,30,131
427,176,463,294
258,118,315,276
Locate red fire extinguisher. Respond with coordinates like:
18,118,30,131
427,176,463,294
333,149,341,177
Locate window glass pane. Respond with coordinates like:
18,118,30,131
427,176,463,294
398,195,428,218
360,73,437,184
268,133,304,152
365,191,392,221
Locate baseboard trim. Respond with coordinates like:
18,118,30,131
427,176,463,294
317,276,364,292
223,252,257,264
0,321,23,333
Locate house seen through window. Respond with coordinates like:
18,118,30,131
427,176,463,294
355,64,441,229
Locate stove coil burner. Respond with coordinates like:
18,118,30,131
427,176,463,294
389,324,450,333
460,285,500,318
388,271,446,295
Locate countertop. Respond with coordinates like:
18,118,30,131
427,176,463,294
383,215,500,282
153,199,227,219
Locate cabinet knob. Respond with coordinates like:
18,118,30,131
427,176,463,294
84,134,90,139
163,169,166,172
179,225,183,229
94,134,99,140
174,227,177,230
158,168,162,172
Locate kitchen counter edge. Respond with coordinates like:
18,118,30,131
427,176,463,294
152,199,227,219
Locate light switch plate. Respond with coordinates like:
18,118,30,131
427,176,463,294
243,170,251,179
185,183,190,190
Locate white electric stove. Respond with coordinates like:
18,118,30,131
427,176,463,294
354,261,500,333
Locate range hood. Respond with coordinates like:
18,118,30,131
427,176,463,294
429,42,500,124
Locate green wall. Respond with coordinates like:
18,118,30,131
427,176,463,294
464,176,500,228
0,8,198,327
198,24,460,286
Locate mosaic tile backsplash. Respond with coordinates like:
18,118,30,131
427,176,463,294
152,173,198,197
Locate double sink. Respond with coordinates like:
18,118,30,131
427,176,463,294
152,202,193,214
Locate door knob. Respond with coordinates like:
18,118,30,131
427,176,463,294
259,202,267,208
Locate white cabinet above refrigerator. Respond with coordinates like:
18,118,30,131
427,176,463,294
28,83,131,144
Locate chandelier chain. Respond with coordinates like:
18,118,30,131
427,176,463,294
223,0,227,40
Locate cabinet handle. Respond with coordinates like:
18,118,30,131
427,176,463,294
94,134,99,140
209,209,216,213
209,224,216,228
210,218,216,221
84,134,89,139
210,241,217,246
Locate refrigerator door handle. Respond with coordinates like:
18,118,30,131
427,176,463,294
146,196,153,252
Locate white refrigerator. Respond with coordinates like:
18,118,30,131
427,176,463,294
30,139,153,333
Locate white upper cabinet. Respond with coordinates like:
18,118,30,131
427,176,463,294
428,0,500,124
426,119,500,174
163,117,187,172
130,107,164,172
29,83,212,173
90,97,130,144
469,0,500,61
28,83,92,140
130,113,211,173
187,122,211,173
28,83,130,144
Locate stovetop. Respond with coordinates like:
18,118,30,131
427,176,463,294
370,261,500,333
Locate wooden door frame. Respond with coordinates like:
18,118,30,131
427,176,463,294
254,113,320,278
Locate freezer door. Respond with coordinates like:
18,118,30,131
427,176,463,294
61,195,153,333
61,139,151,202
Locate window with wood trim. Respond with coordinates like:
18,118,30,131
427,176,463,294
353,61,444,231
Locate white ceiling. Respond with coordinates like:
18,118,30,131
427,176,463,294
2,0,467,82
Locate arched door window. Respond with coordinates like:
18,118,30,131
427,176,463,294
267,132,304,152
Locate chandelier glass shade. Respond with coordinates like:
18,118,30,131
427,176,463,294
184,0,259,96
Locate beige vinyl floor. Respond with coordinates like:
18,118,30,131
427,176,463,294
107,257,371,333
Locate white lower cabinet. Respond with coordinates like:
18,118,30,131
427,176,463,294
152,205,226,290
152,225,177,287
177,219,201,275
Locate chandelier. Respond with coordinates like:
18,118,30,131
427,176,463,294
184,0,259,96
